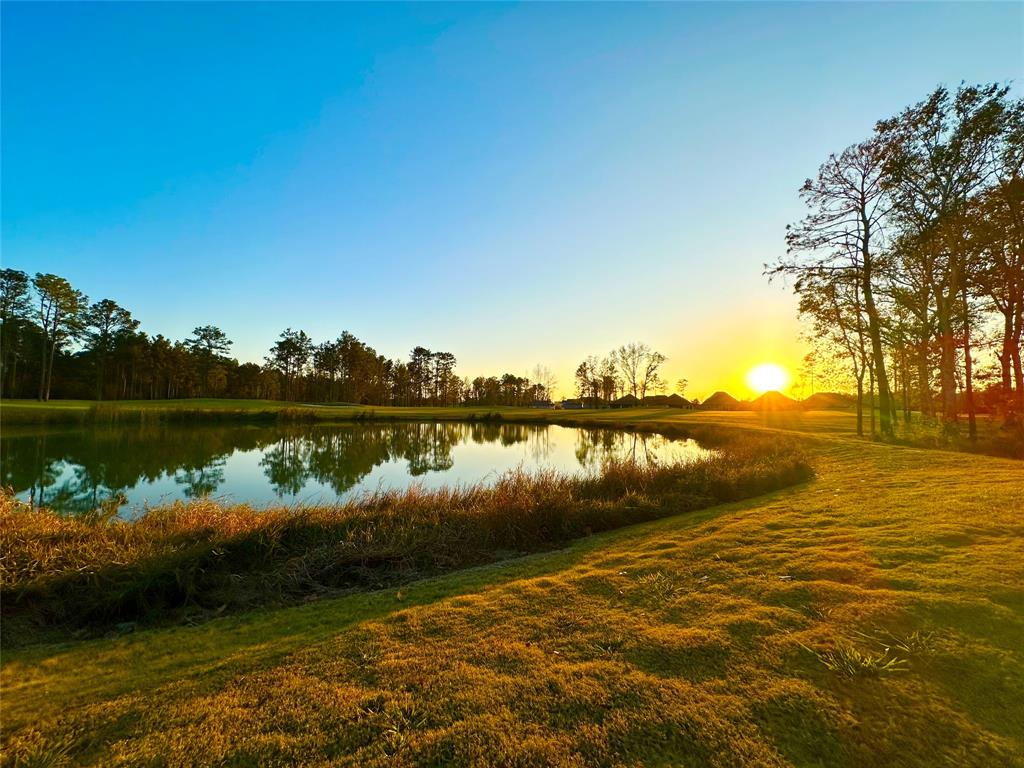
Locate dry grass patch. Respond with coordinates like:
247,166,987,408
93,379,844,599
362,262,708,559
1,412,1022,766
0,431,812,643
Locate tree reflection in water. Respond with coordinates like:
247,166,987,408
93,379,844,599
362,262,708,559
574,430,699,469
175,460,228,499
1,422,707,516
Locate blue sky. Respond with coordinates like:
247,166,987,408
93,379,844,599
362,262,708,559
3,2,1021,397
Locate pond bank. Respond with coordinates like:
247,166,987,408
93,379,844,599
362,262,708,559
1,429,811,644
2,410,1022,766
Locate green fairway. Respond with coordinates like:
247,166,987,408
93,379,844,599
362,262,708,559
0,398,362,423
10,398,1014,457
0,398,571,426
0,397,880,433
2,407,1023,766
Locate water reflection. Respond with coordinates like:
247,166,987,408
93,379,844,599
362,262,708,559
1,422,712,516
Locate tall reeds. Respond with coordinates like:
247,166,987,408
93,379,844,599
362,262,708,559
1,432,812,641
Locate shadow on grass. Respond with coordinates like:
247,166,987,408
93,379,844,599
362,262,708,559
1,480,812,734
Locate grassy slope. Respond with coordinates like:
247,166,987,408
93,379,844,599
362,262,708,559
2,409,1023,766
0,399,876,431
0,398,547,423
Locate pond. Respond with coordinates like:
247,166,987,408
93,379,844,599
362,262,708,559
1,422,714,517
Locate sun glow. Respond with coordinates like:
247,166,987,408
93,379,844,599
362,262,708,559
746,363,788,395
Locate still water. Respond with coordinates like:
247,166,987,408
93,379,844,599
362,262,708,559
1,422,713,517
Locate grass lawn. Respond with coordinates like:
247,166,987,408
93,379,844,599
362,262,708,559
2,407,1023,766
0,398,561,424
0,398,883,426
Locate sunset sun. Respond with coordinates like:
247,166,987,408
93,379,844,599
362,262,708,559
746,363,788,395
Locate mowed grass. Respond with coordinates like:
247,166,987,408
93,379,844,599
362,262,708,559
0,399,566,425
4,398,1012,455
2,409,1023,766
0,399,871,432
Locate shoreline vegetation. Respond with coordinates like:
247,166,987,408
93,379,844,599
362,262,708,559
1,426,812,644
3,397,1022,458
2,407,1022,766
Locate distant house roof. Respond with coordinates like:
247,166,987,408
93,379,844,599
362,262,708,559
612,394,640,408
801,392,855,410
747,390,799,410
641,394,670,406
666,393,692,408
561,397,604,409
701,391,740,409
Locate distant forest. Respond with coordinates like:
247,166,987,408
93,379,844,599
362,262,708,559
0,269,684,409
0,275,565,407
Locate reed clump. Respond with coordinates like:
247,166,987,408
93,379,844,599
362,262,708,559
0,433,812,641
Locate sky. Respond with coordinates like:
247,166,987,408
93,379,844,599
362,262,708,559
3,2,1022,399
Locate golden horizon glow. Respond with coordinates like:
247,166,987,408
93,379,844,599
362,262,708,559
746,363,789,395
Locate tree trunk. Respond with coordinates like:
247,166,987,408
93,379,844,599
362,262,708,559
855,374,864,437
917,342,932,419
901,348,911,422
38,331,49,401
1002,311,1015,400
4,327,21,398
939,328,957,426
1013,303,1024,418
869,365,876,436
936,297,958,428
963,287,977,442
45,332,59,402
10,350,18,399
1012,341,1024,420
862,244,893,436
96,353,106,401
0,334,6,400
889,353,899,427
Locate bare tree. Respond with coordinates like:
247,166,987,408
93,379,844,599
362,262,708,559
794,270,871,435
639,350,667,399
614,343,645,399
774,140,895,436
531,364,558,402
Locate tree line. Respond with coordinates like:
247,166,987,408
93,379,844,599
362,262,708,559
771,82,1023,438
0,272,558,406
574,342,669,403
4,421,576,513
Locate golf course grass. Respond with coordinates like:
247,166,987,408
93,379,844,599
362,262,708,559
0,398,556,425
1,406,1022,766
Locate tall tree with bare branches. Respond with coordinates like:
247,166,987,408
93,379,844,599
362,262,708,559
772,139,895,435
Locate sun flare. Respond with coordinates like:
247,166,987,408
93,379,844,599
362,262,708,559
746,363,788,395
